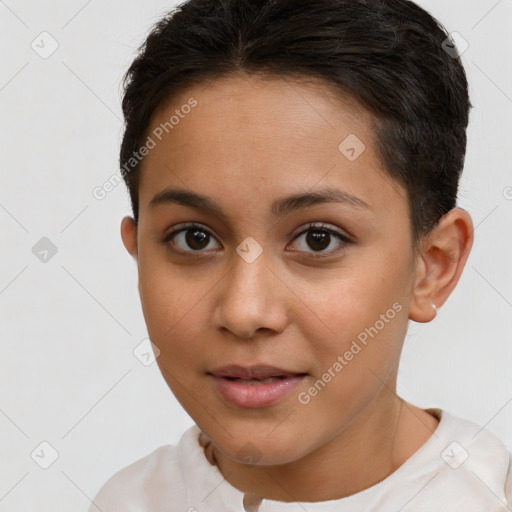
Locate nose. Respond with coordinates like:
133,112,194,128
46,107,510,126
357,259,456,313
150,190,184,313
212,245,288,340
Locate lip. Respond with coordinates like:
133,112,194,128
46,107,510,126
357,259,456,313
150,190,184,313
208,364,306,380
208,365,308,409
210,374,306,408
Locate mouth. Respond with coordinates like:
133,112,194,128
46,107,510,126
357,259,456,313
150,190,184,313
208,365,308,408
208,364,308,380
222,375,291,384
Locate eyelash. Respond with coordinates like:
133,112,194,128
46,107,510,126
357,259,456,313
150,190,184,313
161,222,352,259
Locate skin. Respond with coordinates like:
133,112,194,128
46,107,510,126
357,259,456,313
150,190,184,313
120,73,474,502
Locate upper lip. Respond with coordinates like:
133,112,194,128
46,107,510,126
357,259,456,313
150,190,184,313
208,365,307,380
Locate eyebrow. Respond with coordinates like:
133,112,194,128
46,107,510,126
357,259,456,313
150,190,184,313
149,186,372,217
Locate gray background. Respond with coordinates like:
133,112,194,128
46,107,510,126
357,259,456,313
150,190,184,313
1,0,511,510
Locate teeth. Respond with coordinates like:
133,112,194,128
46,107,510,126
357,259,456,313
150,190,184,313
230,377,284,384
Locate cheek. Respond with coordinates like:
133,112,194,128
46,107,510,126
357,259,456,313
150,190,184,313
301,264,405,341
138,273,204,388
298,284,408,431
137,251,202,345
295,254,410,381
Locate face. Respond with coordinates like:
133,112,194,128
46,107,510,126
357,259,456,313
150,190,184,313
122,74,421,466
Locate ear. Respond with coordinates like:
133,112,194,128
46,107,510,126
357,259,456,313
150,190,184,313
408,207,474,323
120,216,138,261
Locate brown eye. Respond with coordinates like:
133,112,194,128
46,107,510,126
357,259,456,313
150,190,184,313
185,229,210,250
163,222,352,258
163,224,221,253
305,230,331,251
290,223,352,257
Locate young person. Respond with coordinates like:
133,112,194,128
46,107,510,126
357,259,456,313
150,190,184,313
89,0,512,510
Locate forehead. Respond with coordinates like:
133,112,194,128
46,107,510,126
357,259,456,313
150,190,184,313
137,74,408,223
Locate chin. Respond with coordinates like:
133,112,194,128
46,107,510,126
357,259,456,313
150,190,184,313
212,428,307,467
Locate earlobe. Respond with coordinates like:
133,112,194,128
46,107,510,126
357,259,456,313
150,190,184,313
120,216,138,260
408,208,474,323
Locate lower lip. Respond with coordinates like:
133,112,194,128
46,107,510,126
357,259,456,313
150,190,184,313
210,375,306,408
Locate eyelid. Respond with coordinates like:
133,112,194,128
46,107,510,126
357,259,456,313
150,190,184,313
288,222,352,258
162,222,221,252
162,221,352,257
292,222,351,242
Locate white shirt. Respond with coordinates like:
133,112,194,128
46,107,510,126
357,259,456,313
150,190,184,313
89,408,512,511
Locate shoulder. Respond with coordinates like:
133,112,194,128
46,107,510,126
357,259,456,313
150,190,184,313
506,452,512,504
420,408,512,511
87,423,238,512
88,443,185,512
